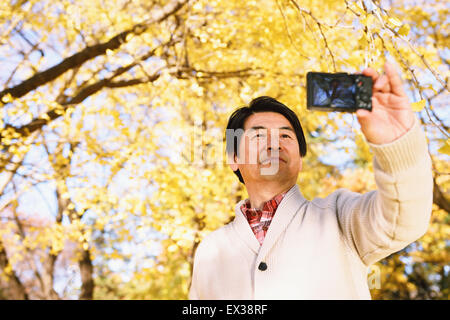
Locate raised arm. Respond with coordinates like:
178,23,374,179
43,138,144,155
337,114,433,265
336,62,433,266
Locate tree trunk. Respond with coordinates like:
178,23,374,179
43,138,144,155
0,242,28,300
78,248,94,300
42,255,60,299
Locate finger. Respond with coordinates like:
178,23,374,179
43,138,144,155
362,67,380,83
356,108,371,119
385,61,405,96
374,74,391,93
373,91,390,106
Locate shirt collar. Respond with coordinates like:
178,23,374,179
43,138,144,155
240,191,287,220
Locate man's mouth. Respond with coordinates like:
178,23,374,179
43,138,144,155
260,157,286,164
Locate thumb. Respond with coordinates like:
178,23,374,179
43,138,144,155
356,109,371,118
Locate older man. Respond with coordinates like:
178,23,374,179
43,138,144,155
189,62,433,299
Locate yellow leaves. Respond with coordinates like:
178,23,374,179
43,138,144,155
1,93,13,103
387,17,403,28
167,244,178,253
411,99,426,112
190,82,204,97
437,139,450,156
50,235,65,255
109,250,122,259
192,1,203,11
398,23,410,36
5,142,29,157
361,14,375,28
384,15,410,37
94,216,108,230
64,106,76,119
0,126,22,146
125,33,133,42
53,105,66,116
3,263,13,276
61,192,71,200
39,112,51,121
1,127,21,139
349,1,366,16
395,273,407,283
0,0,447,300
357,34,368,48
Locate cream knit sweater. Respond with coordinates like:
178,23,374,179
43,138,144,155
189,115,433,299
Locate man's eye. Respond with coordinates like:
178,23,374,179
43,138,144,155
281,134,291,138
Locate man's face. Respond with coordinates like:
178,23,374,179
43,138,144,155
229,112,302,184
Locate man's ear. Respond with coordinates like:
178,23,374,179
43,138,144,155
228,153,239,172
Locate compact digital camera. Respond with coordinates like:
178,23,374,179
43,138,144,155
306,72,372,112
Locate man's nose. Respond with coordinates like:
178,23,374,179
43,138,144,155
266,133,281,151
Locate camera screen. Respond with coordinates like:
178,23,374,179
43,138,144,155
311,75,356,108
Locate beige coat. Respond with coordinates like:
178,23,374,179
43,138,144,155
189,115,433,299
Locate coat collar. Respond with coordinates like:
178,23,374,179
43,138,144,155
232,184,308,255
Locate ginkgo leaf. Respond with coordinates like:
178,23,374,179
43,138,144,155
388,17,403,27
411,99,426,112
398,24,411,36
361,14,375,27
437,139,450,156
1,93,12,103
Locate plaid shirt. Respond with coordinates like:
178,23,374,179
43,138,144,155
240,192,287,245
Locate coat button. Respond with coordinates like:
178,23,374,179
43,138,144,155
258,262,267,271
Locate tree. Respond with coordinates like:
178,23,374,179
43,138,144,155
0,0,448,299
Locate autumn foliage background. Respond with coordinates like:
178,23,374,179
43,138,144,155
0,0,448,299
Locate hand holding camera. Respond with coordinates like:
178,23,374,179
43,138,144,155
306,62,415,145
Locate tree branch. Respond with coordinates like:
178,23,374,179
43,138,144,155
0,40,177,167
433,176,450,213
289,0,337,71
0,0,189,103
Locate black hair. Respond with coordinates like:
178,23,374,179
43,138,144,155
225,96,307,184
